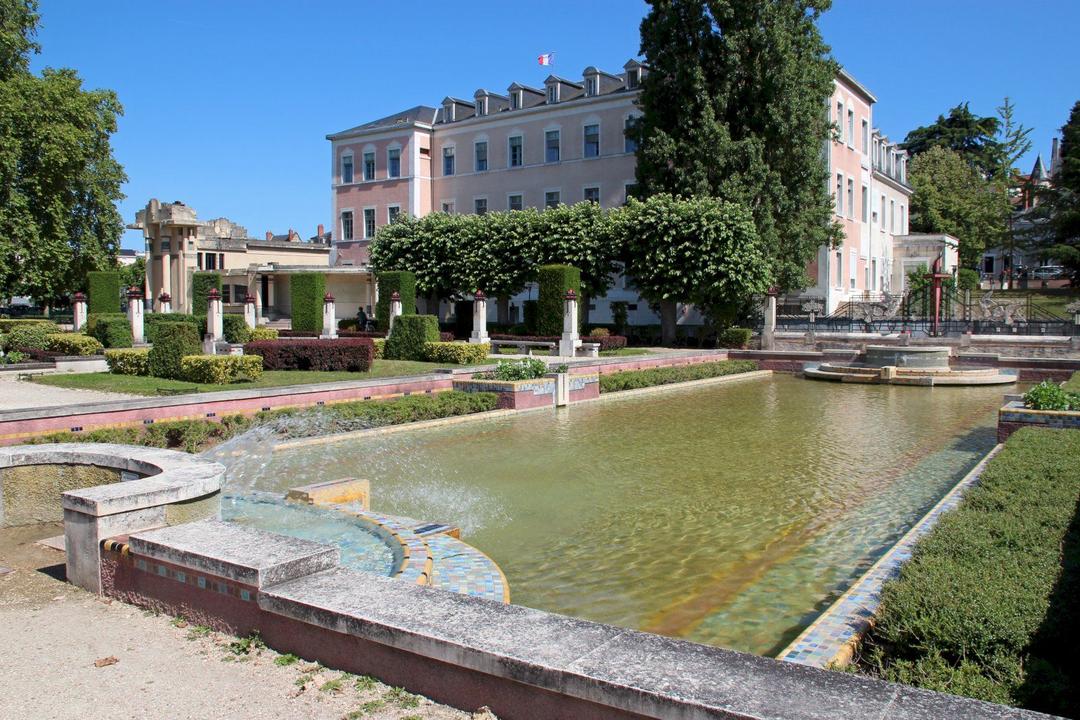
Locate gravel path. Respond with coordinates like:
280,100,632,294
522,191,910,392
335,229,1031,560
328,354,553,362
0,373,134,412
0,524,493,720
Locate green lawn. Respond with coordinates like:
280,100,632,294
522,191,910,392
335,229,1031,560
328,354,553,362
32,360,459,396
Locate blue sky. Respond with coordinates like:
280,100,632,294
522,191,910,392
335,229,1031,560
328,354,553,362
27,1,1080,251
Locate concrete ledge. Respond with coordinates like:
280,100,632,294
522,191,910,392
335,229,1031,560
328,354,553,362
129,519,340,588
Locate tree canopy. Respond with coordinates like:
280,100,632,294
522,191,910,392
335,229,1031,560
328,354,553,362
902,102,1002,175
1042,101,1080,281
0,0,126,305
629,0,840,292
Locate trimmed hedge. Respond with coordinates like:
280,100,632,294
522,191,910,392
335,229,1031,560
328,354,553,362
223,313,251,344
148,322,201,379
0,318,53,332
385,314,439,360
373,338,385,359
278,329,389,339
180,355,263,384
537,265,580,336
46,333,103,356
523,299,538,333
88,314,133,349
87,271,121,314
250,326,279,340
106,348,150,376
290,273,325,333
191,272,222,314
375,271,416,329
145,313,201,343
244,338,374,372
7,322,59,351
599,360,759,393
856,428,1080,716
716,327,752,349
424,341,489,365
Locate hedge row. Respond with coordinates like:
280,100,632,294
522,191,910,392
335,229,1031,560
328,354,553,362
179,355,263,384
376,270,416,329
424,342,489,365
243,338,374,372
148,322,201,379
537,264,580,336
489,332,628,352
29,391,499,453
45,333,103,356
3,322,59,351
191,272,222,314
385,314,439,360
105,348,149,375
290,272,325,333
0,318,54,332
87,271,120,314
599,360,759,393
856,428,1080,716
88,313,132,348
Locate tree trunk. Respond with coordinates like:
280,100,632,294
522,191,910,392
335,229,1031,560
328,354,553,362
660,300,677,346
497,295,510,325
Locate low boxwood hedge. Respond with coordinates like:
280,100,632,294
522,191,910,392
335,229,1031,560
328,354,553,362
145,313,201,343
424,341,489,365
222,313,251,344
599,360,758,393
105,348,150,376
88,314,132,349
45,333,104,356
856,428,1080,716
249,326,278,340
148,322,201,379
243,338,374,372
385,314,439,360
6,322,59,351
179,354,263,384
716,327,752,349
0,318,54,333
87,270,120,314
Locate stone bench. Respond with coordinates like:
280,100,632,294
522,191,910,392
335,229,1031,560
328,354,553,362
489,339,556,355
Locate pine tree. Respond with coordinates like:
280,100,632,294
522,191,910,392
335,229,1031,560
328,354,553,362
1044,101,1080,282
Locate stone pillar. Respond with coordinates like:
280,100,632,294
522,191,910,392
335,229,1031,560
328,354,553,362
127,287,144,344
559,289,580,358
158,292,172,314
266,276,275,317
469,290,489,344
321,293,338,339
244,294,257,329
159,253,172,300
72,292,87,332
389,291,402,334
1067,301,1080,330
207,288,223,342
762,289,777,351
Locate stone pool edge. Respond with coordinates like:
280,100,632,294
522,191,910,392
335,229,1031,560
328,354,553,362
777,443,1005,668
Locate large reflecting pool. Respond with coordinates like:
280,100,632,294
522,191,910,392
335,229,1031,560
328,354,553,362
222,374,1007,655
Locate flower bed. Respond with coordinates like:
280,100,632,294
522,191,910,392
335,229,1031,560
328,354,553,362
599,360,759,393
244,338,374,372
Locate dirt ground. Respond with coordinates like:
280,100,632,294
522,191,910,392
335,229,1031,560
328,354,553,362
0,523,495,720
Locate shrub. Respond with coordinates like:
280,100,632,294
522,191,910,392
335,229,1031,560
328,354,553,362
46,333,103,356
599,360,758,393
222,314,251,344
375,271,416,329
385,314,439,360
0,350,27,365
957,268,981,292
249,326,278,341
89,314,133,349
148,322,201,379
8,322,59,351
373,338,385,359
145,313,201,343
1065,371,1080,393
856,428,1080,715
87,271,121,314
338,317,359,331
424,342,489,365
536,265,581,336
244,338,374,372
290,273,325,333
589,327,610,338
1023,380,1080,411
191,272,222,314
106,348,150,375
483,357,549,381
0,318,53,333
180,355,263,384
716,327,752,349
523,299,538,333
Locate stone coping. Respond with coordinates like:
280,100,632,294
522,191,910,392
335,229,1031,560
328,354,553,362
129,519,339,588
0,443,225,517
260,564,1046,720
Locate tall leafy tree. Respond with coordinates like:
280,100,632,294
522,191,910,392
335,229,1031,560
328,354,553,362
630,0,840,293
989,97,1032,279
908,146,1007,268
1042,101,1080,282
0,0,126,306
902,103,1001,175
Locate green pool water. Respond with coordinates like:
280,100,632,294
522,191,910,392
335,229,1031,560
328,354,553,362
234,374,1007,655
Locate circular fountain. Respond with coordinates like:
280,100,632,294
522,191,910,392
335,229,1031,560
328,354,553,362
803,345,1017,386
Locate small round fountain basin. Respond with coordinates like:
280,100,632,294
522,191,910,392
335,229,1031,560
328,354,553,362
864,345,950,369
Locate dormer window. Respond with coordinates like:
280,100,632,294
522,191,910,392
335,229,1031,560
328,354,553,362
477,97,487,116
547,84,558,104
626,68,639,89
443,102,455,122
585,76,598,97
511,91,520,109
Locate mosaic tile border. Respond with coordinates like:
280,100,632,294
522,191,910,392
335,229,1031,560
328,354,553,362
778,443,1004,668
105,542,257,603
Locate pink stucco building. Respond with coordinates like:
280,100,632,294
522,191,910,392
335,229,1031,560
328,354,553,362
328,62,912,320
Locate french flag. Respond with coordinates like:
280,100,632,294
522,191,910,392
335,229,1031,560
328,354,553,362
538,52,554,66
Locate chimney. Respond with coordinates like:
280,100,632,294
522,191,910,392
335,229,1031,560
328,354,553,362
265,230,273,241
317,223,325,238
288,228,297,242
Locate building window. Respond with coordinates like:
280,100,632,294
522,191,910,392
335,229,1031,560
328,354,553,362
846,179,854,219
508,136,523,167
363,208,376,238
510,91,520,109
626,68,639,88
836,101,843,137
341,211,354,241
584,124,600,158
584,186,600,204
847,109,854,145
475,141,488,172
441,201,455,213
508,194,523,211
546,84,557,104
900,204,906,233
889,199,896,233
341,155,353,183
835,173,843,216
443,146,455,176
861,185,869,222
474,198,487,215
477,97,487,116
545,190,560,208
624,116,638,153
204,253,216,270
861,119,869,155
361,151,375,181
388,206,400,224
218,253,224,269
624,183,637,204
835,251,842,287
387,148,401,178
545,130,560,163
872,258,878,291
196,252,203,270
880,195,886,230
